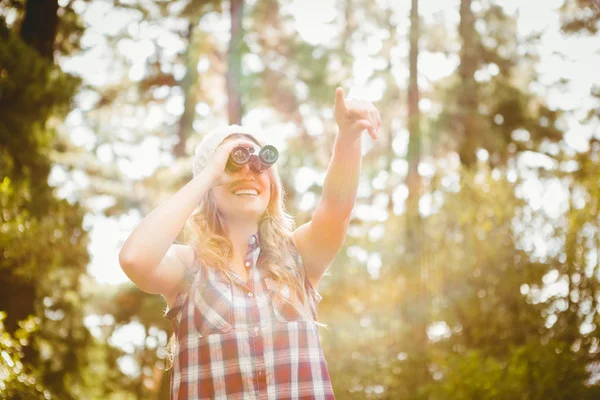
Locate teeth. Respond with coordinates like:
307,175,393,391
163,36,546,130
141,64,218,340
233,189,258,196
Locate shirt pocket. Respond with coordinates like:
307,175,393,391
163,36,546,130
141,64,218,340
264,277,306,323
193,278,233,337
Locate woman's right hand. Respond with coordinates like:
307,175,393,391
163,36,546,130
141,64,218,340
202,138,259,188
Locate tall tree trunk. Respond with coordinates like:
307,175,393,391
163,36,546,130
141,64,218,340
20,0,59,61
406,0,422,238
174,21,201,157
405,0,429,396
227,0,244,124
457,0,478,168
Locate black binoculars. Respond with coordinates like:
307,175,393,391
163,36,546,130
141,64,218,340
226,145,278,173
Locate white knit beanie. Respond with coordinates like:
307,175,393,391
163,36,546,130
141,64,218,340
191,124,266,178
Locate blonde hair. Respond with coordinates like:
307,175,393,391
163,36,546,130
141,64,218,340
164,134,328,370
193,161,321,321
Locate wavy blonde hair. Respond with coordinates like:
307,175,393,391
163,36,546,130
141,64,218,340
191,134,327,324
165,134,328,370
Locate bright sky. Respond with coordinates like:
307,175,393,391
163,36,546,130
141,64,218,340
50,0,600,377
59,0,596,286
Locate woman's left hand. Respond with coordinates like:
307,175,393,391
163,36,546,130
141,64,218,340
334,87,381,141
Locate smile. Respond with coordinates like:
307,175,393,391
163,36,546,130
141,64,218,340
232,189,259,196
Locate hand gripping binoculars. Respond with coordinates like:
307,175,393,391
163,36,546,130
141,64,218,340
226,145,279,173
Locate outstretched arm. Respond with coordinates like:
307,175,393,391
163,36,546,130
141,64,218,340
292,87,381,288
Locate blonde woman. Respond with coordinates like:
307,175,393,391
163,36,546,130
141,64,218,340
119,88,380,399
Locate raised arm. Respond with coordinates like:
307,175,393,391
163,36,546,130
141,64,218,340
118,173,212,300
119,137,257,302
292,87,381,288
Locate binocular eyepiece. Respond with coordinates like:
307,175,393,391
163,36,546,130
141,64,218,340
226,145,279,173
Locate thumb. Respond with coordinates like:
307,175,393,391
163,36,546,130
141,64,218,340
334,87,346,112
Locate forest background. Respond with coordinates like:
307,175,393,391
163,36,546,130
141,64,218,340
1,0,600,398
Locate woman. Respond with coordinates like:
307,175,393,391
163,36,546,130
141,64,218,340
119,87,380,399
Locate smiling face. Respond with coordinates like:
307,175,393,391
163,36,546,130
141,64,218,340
211,134,273,224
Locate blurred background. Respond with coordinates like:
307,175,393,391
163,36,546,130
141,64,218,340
1,0,600,398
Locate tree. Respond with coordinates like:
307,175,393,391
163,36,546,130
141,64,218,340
0,9,96,397
406,0,422,222
437,0,563,170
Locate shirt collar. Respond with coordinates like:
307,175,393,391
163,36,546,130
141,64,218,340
248,232,260,251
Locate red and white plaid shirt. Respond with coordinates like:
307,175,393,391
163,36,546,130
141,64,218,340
164,233,335,399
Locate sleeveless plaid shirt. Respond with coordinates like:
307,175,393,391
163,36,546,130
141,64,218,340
164,234,335,399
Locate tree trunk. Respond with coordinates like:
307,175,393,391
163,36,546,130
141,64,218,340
174,21,201,157
457,0,479,168
20,0,59,61
227,0,244,124
406,0,422,236
405,1,429,396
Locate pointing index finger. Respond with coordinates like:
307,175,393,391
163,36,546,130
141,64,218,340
335,87,347,113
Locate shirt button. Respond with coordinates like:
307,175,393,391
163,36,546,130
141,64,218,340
253,327,259,333
248,292,254,298
245,261,251,267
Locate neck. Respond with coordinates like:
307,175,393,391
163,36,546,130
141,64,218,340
225,219,259,262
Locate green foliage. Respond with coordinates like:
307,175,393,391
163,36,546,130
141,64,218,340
320,168,600,398
0,312,52,399
0,17,79,183
428,342,592,400
0,15,115,399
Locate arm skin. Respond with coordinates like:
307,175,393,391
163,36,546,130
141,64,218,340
292,87,381,288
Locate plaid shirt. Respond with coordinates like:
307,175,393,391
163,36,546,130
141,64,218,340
164,233,335,399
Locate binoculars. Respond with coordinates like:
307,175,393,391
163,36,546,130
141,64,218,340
226,145,278,173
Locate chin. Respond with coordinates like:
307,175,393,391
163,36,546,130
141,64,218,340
227,201,266,218
242,205,268,218
216,192,270,222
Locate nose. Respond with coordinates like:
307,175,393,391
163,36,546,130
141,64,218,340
233,163,252,178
